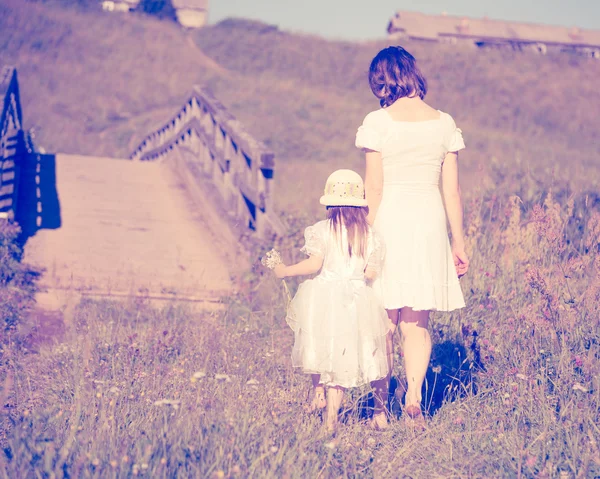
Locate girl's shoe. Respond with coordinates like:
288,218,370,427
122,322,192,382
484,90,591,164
305,386,327,413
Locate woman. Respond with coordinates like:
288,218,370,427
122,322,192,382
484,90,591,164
355,46,469,429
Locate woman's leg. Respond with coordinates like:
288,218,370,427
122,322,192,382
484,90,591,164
325,386,345,431
370,309,399,427
398,308,431,412
307,374,326,412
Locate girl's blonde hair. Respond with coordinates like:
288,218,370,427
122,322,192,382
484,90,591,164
327,206,369,258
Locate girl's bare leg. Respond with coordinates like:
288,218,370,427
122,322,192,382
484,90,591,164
370,309,399,429
325,386,345,432
398,307,431,414
307,374,326,412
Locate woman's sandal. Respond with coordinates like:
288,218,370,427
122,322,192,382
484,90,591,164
305,386,327,413
369,411,389,431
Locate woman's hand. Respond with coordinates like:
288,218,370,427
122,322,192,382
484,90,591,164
273,264,287,279
366,211,376,226
452,245,469,278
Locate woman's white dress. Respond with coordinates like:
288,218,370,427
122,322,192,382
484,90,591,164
355,109,466,311
286,220,390,388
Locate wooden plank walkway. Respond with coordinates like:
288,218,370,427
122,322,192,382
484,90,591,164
23,153,232,306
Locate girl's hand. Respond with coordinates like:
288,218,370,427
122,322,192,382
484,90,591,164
452,246,469,278
273,264,287,279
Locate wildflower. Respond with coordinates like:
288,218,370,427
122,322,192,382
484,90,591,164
215,374,232,382
246,379,259,385
572,383,589,393
190,371,206,383
453,415,464,425
516,374,528,381
431,365,442,374
153,399,181,410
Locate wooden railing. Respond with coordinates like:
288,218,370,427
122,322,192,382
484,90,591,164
0,66,26,219
131,86,285,240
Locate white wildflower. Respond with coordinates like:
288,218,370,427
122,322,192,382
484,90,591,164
572,383,589,393
153,399,181,410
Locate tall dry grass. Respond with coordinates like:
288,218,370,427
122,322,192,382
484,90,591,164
2,163,599,477
1,2,599,215
1,2,599,477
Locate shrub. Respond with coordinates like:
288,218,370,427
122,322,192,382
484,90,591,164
138,0,176,21
0,221,38,333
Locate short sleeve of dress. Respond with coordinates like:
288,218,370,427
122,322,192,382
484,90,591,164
366,231,386,274
355,111,383,152
445,114,466,153
300,222,326,257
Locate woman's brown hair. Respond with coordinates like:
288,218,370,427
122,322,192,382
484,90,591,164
327,206,369,258
368,46,428,107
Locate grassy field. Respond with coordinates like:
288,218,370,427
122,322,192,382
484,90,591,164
1,1,600,216
1,1,600,477
2,179,600,477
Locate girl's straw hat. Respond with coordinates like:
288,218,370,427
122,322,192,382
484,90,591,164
319,169,368,207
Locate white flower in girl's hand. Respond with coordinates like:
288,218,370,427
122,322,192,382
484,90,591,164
261,249,283,270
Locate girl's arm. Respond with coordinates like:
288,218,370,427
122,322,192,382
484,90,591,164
273,255,324,279
441,152,469,277
365,150,384,225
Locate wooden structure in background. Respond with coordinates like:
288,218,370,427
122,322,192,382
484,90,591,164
131,86,285,241
0,67,25,219
101,0,208,29
387,11,600,58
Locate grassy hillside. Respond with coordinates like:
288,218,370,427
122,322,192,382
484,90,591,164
1,1,599,215
2,2,600,477
3,179,600,478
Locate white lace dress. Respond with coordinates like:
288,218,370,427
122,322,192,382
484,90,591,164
286,220,390,388
355,108,466,311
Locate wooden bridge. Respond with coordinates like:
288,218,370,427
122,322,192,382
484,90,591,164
0,66,285,308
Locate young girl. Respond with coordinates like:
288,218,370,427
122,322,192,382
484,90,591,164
355,46,469,425
270,169,391,431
